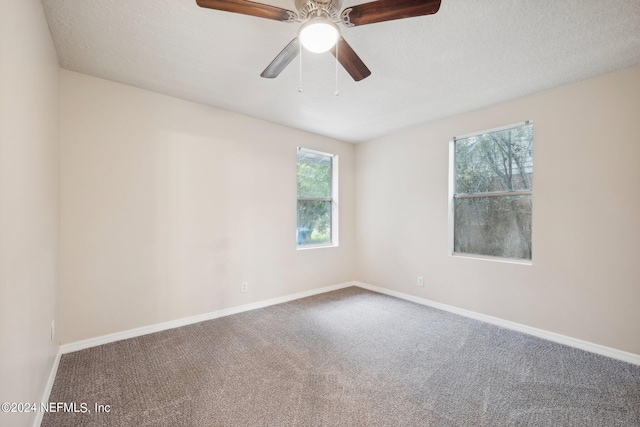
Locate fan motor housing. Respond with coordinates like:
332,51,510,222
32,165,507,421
294,0,341,20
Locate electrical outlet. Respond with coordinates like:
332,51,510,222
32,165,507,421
417,276,424,287
241,282,248,293
50,321,55,341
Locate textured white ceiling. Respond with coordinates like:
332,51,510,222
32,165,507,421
42,0,640,142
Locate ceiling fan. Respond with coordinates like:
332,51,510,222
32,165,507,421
196,0,441,81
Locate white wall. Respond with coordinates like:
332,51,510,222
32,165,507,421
60,70,355,344
0,1,60,426
355,66,640,355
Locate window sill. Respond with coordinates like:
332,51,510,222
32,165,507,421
450,252,532,265
297,243,338,251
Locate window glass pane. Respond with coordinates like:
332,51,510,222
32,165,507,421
455,123,533,194
454,195,532,260
297,150,331,199
297,200,331,246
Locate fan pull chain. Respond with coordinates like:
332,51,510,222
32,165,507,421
298,41,303,93
334,41,340,96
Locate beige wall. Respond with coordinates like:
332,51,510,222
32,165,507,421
60,70,356,344
0,1,60,426
355,66,640,355
57,66,640,356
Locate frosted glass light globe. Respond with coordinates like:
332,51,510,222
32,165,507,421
299,19,339,53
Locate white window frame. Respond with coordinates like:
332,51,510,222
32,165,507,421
296,147,339,250
448,121,533,264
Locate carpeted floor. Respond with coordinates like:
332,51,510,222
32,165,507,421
43,287,640,426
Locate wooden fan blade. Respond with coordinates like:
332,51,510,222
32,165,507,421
261,38,300,78
330,37,371,81
342,0,440,27
196,0,296,22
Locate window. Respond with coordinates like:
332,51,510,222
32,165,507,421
449,121,533,261
296,147,338,248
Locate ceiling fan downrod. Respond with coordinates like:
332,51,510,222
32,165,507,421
295,0,341,22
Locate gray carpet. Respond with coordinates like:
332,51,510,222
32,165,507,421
43,287,640,426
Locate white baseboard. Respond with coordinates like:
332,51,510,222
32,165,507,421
33,348,62,427
354,281,640,366
61,281,356,354
59,280,640,366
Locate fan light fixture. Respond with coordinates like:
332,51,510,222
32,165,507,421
298,18,339,53
197,0,442,81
